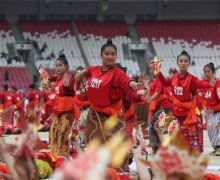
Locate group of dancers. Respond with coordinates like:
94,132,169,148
0,38,220,179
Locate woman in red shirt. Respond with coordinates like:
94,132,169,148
40,54,77,156
26,84,41,124
75,39,146,144
202,63,220,155
148,61,172,153
158,51,211,152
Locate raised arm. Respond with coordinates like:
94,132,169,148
191,76,214,93
74,69,89,83
158,72,172,87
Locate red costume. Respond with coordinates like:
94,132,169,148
158,72,209,152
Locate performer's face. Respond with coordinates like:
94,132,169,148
55,60,67,75
101,47,117,67
177,55,190,72
204,67,214,80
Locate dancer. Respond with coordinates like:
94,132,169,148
202,63,220,155
75,39,147,144
40,54,78,156
147,59,172,153
158,51,211,152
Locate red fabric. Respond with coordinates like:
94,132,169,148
26,90,41,109
36,152,66,170
91,100,123,116
52,73,75,97
197,88,205,110
122,88,142,137
0,164,10,175
167,94,198,131
149,94,169,119
106,168,121,180
159,72,211,116
87,66,132,108
176,116,203,152
118,174,133,180
52,73,76,116
125,113,137,137
124,104,135,120
148,78,172,119
183,97,198,131
149,78,163,96
41,91,55,123
204,173,220,180
201,79,220,109
78,100,90,110
27,90,40,103
12,93,23,104
149,78,171,110
123,88,142,104
161,73,195,116
0,92,14,108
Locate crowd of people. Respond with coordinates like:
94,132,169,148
0,39,220,180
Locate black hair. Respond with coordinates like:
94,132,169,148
115,63,127,73
12,86,17,91
101,39,117,54
2,84,8,91
75,66,84,71
56,54,69,68
29,84,35,89
177,50,191,63
204,62,215,73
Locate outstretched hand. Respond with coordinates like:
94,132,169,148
137,73,150,90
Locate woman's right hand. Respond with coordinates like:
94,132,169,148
74,69,88,83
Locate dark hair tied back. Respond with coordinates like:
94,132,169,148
56,53,69,67
59,54,66,60
177,50,191,62
107,39,113,45
101,39,117,54
204,62,215,73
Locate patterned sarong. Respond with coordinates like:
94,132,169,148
176,116,203,152
49,112,73,156
207,112,220,149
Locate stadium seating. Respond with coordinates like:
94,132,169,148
19,21,85,70
0,22,28,91
76,21,140,76
137,21,220,78
0,67,32,91
0,21,14,54
0,22,25,67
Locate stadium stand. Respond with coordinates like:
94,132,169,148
19,21,85,70
137,20,220,78
76,21,140,76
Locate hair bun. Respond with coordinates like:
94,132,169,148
181,50,189,55
209,62,214,66
59,54,66,59
107,39,113,45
